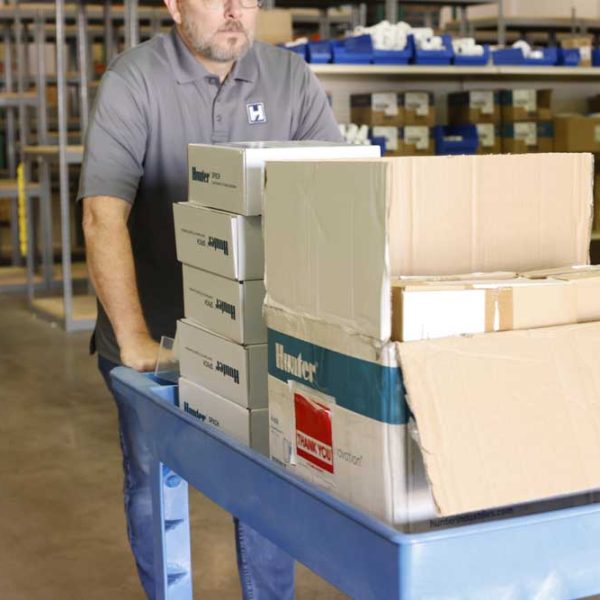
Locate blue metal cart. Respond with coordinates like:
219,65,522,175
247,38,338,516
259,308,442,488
110,367,600,600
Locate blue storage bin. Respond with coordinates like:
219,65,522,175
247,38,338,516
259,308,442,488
493,46,557,66
453,44,490,66
409,34,453,65
331,34,373,64
372,45,413,65
307,40,332,64
592,48,600,66
281,43,308,61
434,124,478,155
368,135,387,155
557,47,581,66
523,47,558,66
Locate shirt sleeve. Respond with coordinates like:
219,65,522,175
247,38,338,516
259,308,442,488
77,69,149,204
293,64,344,143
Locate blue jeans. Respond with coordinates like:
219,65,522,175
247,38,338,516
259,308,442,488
98,355,295,599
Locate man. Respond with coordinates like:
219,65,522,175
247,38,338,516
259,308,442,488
79,0,343,597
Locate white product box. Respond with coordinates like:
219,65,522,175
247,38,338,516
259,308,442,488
179,376,269,455
182,264,266,344
173,202,263,281
177,318,267,409
187,141,381,216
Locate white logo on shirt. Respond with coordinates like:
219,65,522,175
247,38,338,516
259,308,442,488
247,102,267,124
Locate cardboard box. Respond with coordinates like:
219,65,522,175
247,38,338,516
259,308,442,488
264,154,592,340
397,322,600,517
182,264,266,344
173,202,263,281
560,35,593,67
454,0,600,20
499,89,552,122
371,126,434,156
179,377,269,455
501,122,554,153
447,91,501,125
391,278,580,342
187,142,380,216
177,318,267,409
351,92,436,127
595,172,600,232
263,153,597,530
475,123,502,154
554,115,600,153
256,9,292,45
589,94,600,114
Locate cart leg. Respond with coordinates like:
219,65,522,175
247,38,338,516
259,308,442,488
151,461,193,600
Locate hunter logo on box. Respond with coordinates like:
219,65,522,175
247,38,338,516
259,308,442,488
275,343,317,384
216,298,236,320
216,361,240,384
208,236,229,256
191,167,211,183
294,391,334,474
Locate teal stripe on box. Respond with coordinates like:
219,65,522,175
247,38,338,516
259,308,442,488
268,329,408,425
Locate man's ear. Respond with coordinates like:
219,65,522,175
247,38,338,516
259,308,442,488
164,0,183,25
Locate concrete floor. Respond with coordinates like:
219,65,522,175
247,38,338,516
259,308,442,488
0,295,347,599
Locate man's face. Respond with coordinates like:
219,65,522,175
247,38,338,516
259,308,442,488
169,0,258,62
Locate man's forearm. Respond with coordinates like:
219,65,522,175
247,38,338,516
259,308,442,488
83,196,150,349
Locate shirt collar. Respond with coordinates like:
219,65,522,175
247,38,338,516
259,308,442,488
169,26,258,84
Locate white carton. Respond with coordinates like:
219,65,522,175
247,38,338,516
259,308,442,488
182,264,266,344
179,377,269,455
187,141,381,216
177,318,267,409
173,202,263,280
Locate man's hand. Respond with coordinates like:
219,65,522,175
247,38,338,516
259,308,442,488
119,332,160,372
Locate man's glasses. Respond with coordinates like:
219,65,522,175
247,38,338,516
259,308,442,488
202,0,263,10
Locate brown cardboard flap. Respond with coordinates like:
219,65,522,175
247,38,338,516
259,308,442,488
397,322,600,517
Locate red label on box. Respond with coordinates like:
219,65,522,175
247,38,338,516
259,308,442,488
294,392,334,474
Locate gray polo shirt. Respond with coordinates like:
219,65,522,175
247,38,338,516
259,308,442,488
78,26,343,364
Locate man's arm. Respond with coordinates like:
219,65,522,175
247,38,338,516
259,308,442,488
83,195,158,371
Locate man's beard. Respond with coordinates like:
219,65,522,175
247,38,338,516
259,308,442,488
181,15,253,62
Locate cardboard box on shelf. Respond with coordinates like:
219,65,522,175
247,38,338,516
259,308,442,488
187,142,380,216
182,264,266,345
447,91,501,125
173,202,263,281
179,377,269,455
255,9,292,45
262,154,595,530
560,34,593,67
500,89,553,122
371,126,434,156
595,172,600,232
554,115,600,153
501,121,554,153
445,0,600,21
177,318,267,409
351,92,436,127
475,123,502,154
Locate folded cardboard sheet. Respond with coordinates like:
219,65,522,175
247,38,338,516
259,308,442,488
397,322,600,516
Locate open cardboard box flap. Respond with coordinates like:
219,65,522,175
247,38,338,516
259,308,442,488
397,321,600,517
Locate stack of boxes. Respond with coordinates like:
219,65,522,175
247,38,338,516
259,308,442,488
263,152,600,531
498,89,554,152
447,90,501,154
173,142,379,455
350,91,435,156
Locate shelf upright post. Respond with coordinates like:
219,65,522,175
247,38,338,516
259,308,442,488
385,0,398,24
56,0,74,330
125,0,139,49
14,3,27,269
103,0,115,65
34,10,52,290
76,0,90,138
3,24,16,178
497,0,506,46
